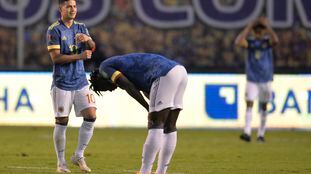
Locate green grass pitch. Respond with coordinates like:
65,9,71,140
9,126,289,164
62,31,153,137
0,126,310,174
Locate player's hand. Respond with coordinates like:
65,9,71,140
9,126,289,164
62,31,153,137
247,20,256,29
80,50,92,59
75,33,91,43
258,17,270,27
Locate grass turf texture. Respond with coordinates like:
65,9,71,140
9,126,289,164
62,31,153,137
0,127,310,174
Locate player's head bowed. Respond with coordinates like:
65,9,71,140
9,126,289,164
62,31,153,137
89,69,117,95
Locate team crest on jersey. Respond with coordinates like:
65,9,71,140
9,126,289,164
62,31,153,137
61,36,67,41
58,107,64,113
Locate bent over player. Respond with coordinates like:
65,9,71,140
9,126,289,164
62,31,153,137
235,17,279,142
89,53,188,174
46,0,97,172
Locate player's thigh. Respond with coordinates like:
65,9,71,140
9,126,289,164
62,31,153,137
258,82,272,103
172,66,188,110
149,66,181,112
245,81,259,102
73,86,97,117
50,86,74,117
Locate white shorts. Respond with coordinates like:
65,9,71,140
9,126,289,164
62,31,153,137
149,65,188,112
50,85,97,117
245,81,272,103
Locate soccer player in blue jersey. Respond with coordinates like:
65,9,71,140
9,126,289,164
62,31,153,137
89,53,188,174
46,0,96,172
235,17,279,142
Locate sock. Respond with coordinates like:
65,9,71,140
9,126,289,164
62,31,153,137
75,121,95,157
156,131,177,174
140,129,164,174
53,124,67,165
258,111,268,137
244,107,252,135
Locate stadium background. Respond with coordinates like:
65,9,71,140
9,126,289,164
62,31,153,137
0,0,311,129
0,1,311,174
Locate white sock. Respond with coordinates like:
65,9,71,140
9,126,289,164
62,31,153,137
75,121,95,157
258,111,268,137
244,107,252,135
53,124,67,165
140,129,164,174
156,131,177,174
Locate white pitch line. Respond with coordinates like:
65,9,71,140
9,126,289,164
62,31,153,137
7,166,53,170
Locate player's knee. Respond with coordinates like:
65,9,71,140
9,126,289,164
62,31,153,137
83,114,96,121
147,109,170,129
164,118,177,133
81,107,96,121
164,124,177,134
55,117,69,126
84,117,96,122
148,120,164,129
260,102,268,111
246,101,254,108
163,109,179,133
147,114,165,129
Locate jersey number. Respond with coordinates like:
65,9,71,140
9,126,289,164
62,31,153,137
86,94,95,104
69,45,78,54
255,50,262,60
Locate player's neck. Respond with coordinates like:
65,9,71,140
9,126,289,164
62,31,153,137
61,17,74,28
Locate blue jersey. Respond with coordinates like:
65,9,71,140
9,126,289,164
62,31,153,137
99,53,179,93
46,20,89,90
246,37,274,82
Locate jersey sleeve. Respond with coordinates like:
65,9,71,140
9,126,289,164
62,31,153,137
81,23,91,37
237,37,248,48
46,28,60,51
111,71,122,82
245,38,252,48
80,23,96,51
99,61,122,83
265,37,273,48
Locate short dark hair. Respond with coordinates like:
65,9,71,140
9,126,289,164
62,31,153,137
58,0,75,5
253,23,266,30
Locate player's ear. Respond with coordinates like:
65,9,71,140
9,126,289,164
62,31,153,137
58,3,63,13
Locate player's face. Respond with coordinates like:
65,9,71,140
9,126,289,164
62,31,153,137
60,0,77,20
253,28,265,38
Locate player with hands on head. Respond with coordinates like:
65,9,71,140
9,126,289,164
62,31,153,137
235,16,279,142
46,0,97,173
89,53,188,174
